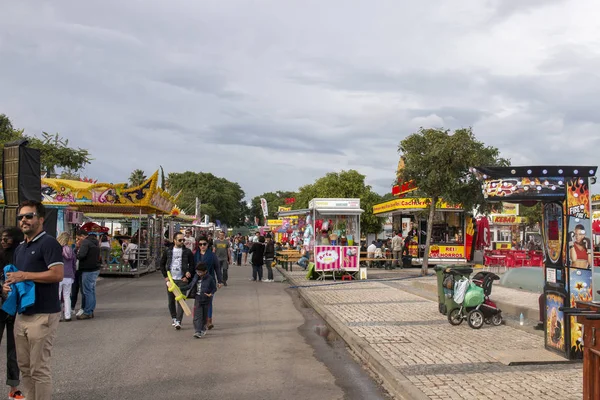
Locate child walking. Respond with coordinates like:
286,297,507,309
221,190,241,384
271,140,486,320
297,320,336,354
186,262,217,339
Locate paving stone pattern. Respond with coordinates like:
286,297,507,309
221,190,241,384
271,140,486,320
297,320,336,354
285,271,582,400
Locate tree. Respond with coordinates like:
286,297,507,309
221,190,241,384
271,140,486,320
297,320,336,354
59,169,81,181
0,114,92,175
294,170,385,235
399,127,508,275
129,169,147,187
249,190,297,224
519,202,542,229
166,171,247,226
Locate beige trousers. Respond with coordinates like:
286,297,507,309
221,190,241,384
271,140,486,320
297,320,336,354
15,313,60,400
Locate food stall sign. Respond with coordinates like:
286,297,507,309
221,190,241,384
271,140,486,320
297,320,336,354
309,199,361,209
267,219,283,226
373,198,461,214
491,216,527,224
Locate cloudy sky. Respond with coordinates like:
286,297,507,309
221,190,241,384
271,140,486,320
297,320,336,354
1,0,599,199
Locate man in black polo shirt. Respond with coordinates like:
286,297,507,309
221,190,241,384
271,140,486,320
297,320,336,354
3,200,64,400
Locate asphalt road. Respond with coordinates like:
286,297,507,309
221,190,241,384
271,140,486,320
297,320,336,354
0,265,389,400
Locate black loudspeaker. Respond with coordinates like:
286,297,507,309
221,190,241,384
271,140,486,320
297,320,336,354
3,140,41,207
0,206,18,228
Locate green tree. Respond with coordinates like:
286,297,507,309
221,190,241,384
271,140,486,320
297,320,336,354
519,202,542,229
399,127,508,275
0,114,92,175
167,171,246,226
129,169,147,187
59,169,81,181
249,190,297,224
294,170,384,234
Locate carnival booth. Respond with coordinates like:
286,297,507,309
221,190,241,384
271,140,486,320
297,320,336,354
372,197,474,265
307,198,364,279
1,171,179,277
473,165,597,361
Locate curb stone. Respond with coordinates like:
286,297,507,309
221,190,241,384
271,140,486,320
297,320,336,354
279,268,429,400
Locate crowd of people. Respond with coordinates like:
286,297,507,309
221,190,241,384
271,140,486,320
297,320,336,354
0,211,289,398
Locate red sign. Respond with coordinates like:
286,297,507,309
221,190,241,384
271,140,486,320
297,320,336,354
392,181,418,197
284,198,296,204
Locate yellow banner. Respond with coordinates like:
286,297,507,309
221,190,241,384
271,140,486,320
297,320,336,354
406,244,465,258
267,219,283,226
373,198,461,214
491,216,527,224
593,194,600,202
278,206,291,212
502,203,518,215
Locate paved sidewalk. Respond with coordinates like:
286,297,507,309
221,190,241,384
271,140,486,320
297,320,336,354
402,274,542,321
280,269,582,400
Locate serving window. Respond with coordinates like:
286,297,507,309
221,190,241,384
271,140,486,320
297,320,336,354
431,211,465,244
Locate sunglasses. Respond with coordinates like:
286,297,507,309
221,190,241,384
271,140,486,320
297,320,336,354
177,239,185,242
199,242,208,246
1,237,12,242
17,212,37,221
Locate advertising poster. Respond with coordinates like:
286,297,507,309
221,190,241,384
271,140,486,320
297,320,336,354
545,293,566,354
542,202,564,266
566,178,593,270
569,268,592,357
315,246,360,271
314,246,341,271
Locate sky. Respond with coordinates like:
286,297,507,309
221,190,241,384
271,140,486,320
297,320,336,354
0,0,599,200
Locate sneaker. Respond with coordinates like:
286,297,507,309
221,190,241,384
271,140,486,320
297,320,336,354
9,389,25,400
172,318,177,327
262,279,269,282
174,320,181,330
193,332,202,339
200,330,207,337
76,313,92,320
131,268,138,272
223,282,228,286
249,278,255,281
63,318,72,322
76,309,84,317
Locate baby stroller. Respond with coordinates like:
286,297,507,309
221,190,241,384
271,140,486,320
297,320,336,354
447,271,502,329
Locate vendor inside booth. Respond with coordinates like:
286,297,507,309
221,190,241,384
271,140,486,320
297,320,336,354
373,197,472,265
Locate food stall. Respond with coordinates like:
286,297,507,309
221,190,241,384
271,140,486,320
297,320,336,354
287,198,364,279
372,197,473,265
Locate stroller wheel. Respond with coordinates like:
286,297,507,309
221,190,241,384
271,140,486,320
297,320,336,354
484,318,491,325
467,310,484,329
448,308,463,326
491,313,503,326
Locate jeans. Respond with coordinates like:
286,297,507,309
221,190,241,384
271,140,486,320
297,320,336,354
220,259,229,283
82,270,100,315
208,294,214,319
0,310,19,387
236,253,242,265
193,298,209,333
167,279,185,322
71,269,85,311
59,278,73,319
297,257,309,269
15,312,60,400
252,263,263,281
265,258,274,280
100,247,111,265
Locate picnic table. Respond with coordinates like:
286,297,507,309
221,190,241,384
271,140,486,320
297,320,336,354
276,250,303,271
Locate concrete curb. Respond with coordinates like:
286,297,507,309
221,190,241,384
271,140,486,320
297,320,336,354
410,280,541,322
278,268,429,400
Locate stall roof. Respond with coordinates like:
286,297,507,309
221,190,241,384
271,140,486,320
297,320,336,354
85,212,150,219
278,208,310,217
316,208,364,216
473,165,597,179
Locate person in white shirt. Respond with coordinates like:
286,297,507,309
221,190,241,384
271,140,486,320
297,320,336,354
367,241,377,267
391,231,404,269
184,230,196,254
159,232,194,330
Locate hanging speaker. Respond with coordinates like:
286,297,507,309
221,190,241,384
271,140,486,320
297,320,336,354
0,206,18,228
2,140,41,207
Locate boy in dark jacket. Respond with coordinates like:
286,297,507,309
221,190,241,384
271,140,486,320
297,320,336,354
263,235,275,282
186,262,216,338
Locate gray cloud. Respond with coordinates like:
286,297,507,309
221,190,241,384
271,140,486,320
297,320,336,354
0,0,598,201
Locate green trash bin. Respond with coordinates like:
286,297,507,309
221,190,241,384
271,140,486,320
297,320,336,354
434,265,473,315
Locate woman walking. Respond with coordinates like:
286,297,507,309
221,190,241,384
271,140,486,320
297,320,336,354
249,236,265,282
0,227,25,400
57,232,77,321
